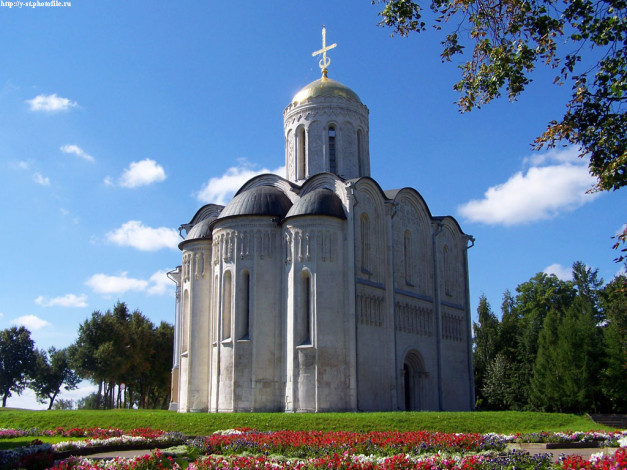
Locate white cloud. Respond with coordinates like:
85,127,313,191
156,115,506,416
11,315,51,331
196,160,286,205
27,93,77,112
458,148,599,226
35,294,88,308
85,270,172,296
147,270,175,296
543,263,572,281
523,146,581,167
60,144,95,163
106,220,179,251
0,312,3,318
33,172,50,186
85,272,149,294
103,176,114,186
17,161,30,170
119,159,166,188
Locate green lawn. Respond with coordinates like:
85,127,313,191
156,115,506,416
0,409,613,435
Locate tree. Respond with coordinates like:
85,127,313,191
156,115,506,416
497,289,529,409
69,302,173,409
52,398,74,410
557,297,605,412
472,294,500,408
512,273,575,407
375,0,627,250
600,272,627,411
572,261,603,318
530,307,563,411
69,302,132,409
482,353,513,410
0,326,35,407
30,347,80,410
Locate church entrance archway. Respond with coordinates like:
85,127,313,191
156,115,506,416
402,350,427,411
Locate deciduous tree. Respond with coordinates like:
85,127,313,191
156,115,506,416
30,347,80,410
0,326,35,407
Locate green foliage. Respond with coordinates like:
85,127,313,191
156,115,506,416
30,347,80,410
530,308,563,411
473,262,626,413
602,319,627,411
482,353,514,410
0,326,35,407
599,273,627,411
374,0,626,193
472,294,500,407
0,408,613,434
76,392,102,410
52,399,74,411
505,273,575,409
69,302,173,410
572,261,604,317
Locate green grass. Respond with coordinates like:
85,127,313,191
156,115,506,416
0,409,614,435
0,436,81,450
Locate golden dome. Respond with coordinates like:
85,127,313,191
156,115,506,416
292,75,361,104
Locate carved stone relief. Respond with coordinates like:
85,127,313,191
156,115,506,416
442,312,464,342
357,293,384,327
395,302,433,336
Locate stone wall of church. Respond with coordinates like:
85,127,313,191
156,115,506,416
437,223,473,411
353,179,397,411
355,282,397,410
394,296,438,411
390,192,440,411
391,192,434,297
209,218,284,412
283,216,351,412
179,241,213,412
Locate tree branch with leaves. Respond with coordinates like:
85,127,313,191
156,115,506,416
375,0,626,255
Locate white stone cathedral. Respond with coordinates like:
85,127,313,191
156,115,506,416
168,31,475,413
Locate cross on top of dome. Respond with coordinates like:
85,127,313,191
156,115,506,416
312,26,336,78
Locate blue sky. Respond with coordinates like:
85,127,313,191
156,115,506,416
1,1,624,409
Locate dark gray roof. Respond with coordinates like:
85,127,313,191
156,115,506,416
185,218,213,240
285,188,346,220
218,185,292,220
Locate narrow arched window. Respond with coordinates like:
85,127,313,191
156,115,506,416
404,230,413,286
443,245,451,297
328,126,336,173
297,127,306,180
213,274,219,343
238,270,250,339
300,271,312,345
181,290,189,353
360,213,370,273
222,271,232,340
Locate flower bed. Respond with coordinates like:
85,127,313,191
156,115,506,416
194,429,502,457
48,448,627,470
1,427,626,470
0,426,166,440
0,429,184,470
